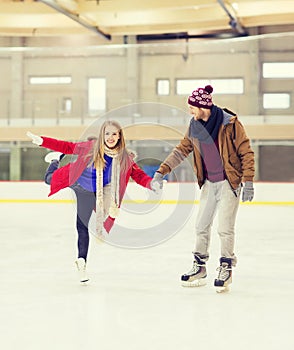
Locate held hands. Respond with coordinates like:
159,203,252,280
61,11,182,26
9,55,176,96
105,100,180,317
242,181,254,202
26,131,43,146
150,172,164,194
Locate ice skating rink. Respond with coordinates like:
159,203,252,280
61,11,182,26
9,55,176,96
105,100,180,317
1,181,293,350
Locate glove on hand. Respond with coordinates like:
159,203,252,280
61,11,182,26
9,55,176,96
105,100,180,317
150,172,164,194
27,131,43,146
242,181,254,202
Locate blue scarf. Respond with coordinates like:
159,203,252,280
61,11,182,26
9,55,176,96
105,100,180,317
189,105,223,144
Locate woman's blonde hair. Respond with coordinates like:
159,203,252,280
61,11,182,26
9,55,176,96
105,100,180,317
89,120,130,172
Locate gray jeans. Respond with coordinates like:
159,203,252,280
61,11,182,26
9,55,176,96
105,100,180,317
193,180,240,266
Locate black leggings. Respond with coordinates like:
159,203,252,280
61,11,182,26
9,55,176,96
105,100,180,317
45,162,96,261
44,160,59,185
71,183,96,261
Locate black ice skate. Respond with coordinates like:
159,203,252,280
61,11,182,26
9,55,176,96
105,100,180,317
181,255,207,287
214,257,232,293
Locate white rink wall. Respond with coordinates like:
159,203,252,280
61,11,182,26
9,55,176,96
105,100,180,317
0,181,293,203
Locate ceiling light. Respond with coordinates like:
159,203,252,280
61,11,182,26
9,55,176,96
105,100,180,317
231,3,239,11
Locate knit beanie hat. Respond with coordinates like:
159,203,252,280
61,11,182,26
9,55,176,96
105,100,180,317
187,85,213,109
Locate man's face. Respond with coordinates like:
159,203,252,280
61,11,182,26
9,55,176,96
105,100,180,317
188,105,208,121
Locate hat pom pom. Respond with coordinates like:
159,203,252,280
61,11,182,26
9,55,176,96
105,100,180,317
205,85,213,94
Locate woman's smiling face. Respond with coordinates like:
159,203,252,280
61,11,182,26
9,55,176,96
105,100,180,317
104,125,120,148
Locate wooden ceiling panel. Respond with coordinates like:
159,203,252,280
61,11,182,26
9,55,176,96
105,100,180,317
0,0,293,39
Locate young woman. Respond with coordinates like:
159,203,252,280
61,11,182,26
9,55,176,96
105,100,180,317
27,120,159,284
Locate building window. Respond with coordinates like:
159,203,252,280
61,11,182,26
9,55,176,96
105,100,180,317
263,62,294,78
157,79,170,95
63,98,72,113
176,78,244,95
263,93,290,109
29,76,72,84
88,77,106,114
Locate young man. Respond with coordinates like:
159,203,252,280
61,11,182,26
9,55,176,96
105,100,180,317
152,85,255,292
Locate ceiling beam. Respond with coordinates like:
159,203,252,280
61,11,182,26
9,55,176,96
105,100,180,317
37,0,111,39
217,0,247,35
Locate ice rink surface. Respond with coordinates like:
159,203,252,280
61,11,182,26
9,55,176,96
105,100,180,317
1,182,294,350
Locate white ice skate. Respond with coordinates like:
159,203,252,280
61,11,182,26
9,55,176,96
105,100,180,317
181,256,207,287
75,258,89,285
44,152,64,163
214,258,232,293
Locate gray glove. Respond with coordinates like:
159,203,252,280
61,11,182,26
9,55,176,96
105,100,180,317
150,172,164,194
242,181,254,202
27,131,43,146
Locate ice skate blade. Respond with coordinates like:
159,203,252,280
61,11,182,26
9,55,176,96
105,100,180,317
80,279,89,286
181,279,207,287
215,286,230,293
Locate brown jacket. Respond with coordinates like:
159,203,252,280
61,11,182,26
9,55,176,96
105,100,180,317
158,108,255,190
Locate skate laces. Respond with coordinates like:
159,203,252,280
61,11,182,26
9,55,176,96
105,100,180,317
187,261,202,275
216,263,231,281
76,258,86,271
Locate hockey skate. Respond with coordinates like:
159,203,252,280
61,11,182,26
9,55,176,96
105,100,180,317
75,258,89,285
44,152,65,163
181,255,207,287
214,257,232,293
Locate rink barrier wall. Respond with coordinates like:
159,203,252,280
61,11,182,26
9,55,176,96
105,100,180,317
1,124,294,141
0,181,293,205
